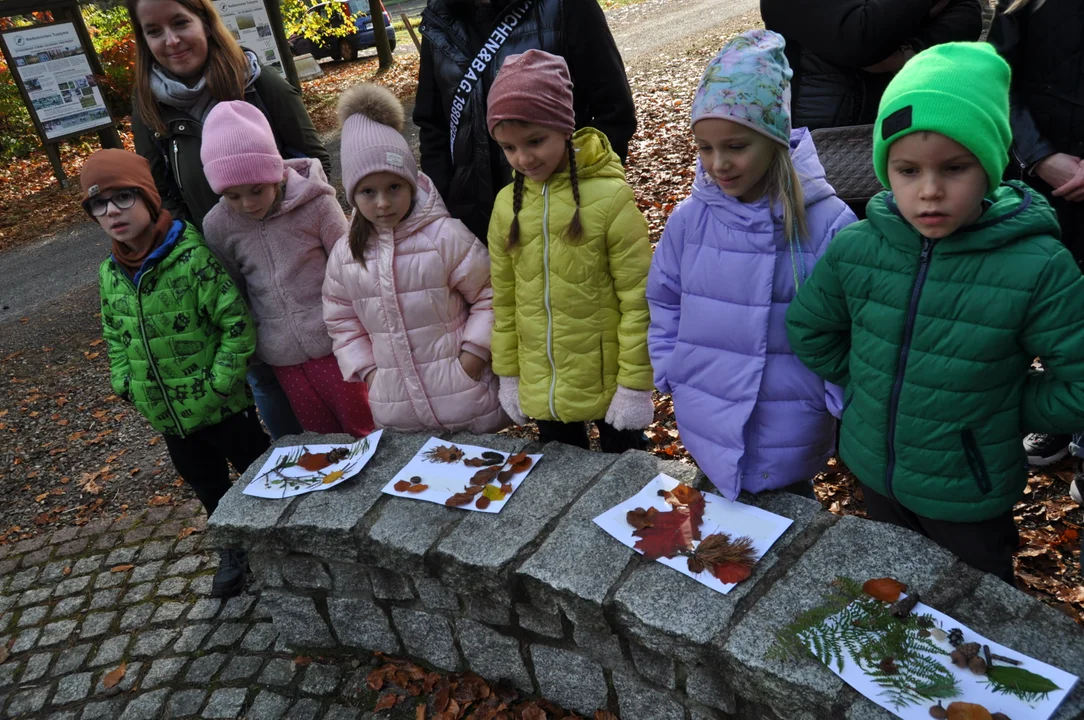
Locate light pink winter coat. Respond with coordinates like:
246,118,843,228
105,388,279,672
203,158,348,367
322,174,506,434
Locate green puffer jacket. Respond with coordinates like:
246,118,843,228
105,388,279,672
786,183,1084,522
99,221,256,437
488,128,653,423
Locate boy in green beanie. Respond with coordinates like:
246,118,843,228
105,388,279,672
785,42,1084,583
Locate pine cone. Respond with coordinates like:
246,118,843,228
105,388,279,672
947,628,964,647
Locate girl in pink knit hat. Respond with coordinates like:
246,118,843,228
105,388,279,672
321,84,507,434
486,50,654,453
200,100,375,438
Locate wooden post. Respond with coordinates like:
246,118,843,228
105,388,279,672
263,0,302,90
369,0,393,70
401,13,421,52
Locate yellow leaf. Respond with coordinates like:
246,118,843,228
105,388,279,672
322,470,345,485
482,485,506,502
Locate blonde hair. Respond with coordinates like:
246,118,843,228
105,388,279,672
766,143,808,252
1005,0,1046,12
126,0,250,136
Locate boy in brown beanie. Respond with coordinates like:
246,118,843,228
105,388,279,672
86,149,269,598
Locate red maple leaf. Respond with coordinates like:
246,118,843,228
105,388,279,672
633,505,696,560
712,561,753,584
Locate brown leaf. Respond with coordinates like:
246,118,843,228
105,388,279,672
509,455,532,473
498,469,515,483
102,661,126,689
0,645,8,665
475,495,491,510
417,705,427,720
298,451,332,472
147,494,172,507
293,656,313,667
464,485,486,496
425,445,465,463
367,666,389,691
507,451,527,466
434,685,451,713
470,466,501,486
62,566,71,575
445,492,474,507
863,577,908,603
423,672,441,693
626,507,658,530
374,692,399,712
594,712,619,720
500,483,513,495
406,484,429,494
521,707,546,720
110,564,134,573
946,702,993,720
177,527,196,539
394,480,412,493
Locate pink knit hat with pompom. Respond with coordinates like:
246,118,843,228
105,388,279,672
337,83,418,207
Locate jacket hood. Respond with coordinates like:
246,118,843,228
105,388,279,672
273,158,336,217
868,181,1062,255
394,172,452,238
689,128,836,233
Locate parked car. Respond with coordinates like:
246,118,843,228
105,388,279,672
287,0,397,62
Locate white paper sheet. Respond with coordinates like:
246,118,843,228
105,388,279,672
242,429,383,499
380,437,541,513
808,595,1078,719
593,474,793,594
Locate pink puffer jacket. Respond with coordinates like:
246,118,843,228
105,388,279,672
203,158,347,367
322,174,506,434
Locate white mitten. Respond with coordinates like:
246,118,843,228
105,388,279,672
604,386,655,431
498,375,528,425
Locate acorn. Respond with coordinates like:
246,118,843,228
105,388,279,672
969,656,988,675
950,649,967,668
957,642,981,660
929,702,948,719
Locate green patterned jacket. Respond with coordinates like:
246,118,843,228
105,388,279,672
99,220,256,437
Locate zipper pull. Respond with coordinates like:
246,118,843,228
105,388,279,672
919,238,933,262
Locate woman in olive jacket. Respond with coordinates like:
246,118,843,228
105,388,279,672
126,0,330,439
760,0,983,130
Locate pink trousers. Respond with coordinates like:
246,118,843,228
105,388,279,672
273,354,374,437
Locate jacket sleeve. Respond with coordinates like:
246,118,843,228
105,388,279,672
131,110,187,223
785,238,852,386
414,39,454,199
322,240,376,383
911,0,982,50
761,0,931,68
988,2,1057,172
606,185,654,391
441,219,494,361
195,245,257,398
645,208,685,394
258,71,332,178
566,0,636,161
1019,246,1084,431
200,209,249,301
317,195,351,257
99,266,132,400
488,201,519,377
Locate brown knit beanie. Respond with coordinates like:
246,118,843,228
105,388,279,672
80,149,162,219
487,50,575,136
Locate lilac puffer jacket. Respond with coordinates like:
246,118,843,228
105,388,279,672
647,129,856,499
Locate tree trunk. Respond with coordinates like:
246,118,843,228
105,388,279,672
369,0,394,70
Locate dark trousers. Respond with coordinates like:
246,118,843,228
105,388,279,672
860,483,1018,584
536,419,646,454
164,408,271,517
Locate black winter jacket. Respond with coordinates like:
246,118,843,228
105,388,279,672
413,0,636,241
132,68,330,232
761,0,983,130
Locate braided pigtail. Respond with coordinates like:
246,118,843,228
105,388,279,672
564,137,584,242
507,171,526,251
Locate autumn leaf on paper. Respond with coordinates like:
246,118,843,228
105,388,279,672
469,466,501,486
394,480,412,493
712,562,754,584
863,577,907,603
475,495,491,510
946,702,993,720
322,470,345,485
445,492,473,507
424,445,465,464
482,485,506,502
298,451,332,472
405,484,428,494
659,485,706,539
626,506,658,530
633,504,696,560
102,661,126,689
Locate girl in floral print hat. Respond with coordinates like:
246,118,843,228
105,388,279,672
646,30,856,500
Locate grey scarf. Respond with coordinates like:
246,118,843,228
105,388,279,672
150,49,262,122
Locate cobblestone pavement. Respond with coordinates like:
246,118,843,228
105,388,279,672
0,501,385,719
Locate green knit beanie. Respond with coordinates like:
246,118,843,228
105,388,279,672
873,42,1011,195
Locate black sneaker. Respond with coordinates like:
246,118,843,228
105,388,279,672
1023,433,1071,467
210,549,248,598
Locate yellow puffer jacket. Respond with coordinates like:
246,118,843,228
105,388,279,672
488,128,653,423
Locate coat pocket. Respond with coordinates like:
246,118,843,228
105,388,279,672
961,429,992,495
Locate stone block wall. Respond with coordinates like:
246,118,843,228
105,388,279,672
209,432,1084,720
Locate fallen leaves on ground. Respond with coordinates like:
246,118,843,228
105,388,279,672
363,653,617,718
102,661,126,689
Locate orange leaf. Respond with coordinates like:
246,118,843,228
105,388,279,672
297,452,332,472
405,484,428,494
110,564,134,573
946,702,993,720
102,661,126,689
862,577,908,603
394,480,412,492
177,527,196,539
147,495,172,507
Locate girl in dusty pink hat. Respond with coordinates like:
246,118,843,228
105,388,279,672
486,49,654,453
322,83,506,434
200,100,375,438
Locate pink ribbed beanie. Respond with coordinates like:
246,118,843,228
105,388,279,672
201,101,284,193
487,50,575,136
337,83,417,207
